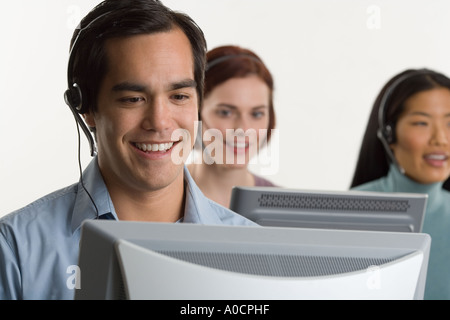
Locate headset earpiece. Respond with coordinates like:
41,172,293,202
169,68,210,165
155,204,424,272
64,83,83,113
383,124,394,144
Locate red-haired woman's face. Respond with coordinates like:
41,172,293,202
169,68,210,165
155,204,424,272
200,75,270,168
391,88,450,184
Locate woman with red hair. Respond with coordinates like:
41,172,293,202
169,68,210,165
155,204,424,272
188,45,278,207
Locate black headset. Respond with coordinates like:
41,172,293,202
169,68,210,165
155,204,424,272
63,11,114,157
377,68,432,173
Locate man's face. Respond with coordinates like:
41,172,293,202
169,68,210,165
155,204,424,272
84,28,198,194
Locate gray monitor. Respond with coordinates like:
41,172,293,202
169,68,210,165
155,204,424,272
74,220,430,300
229,186,427,232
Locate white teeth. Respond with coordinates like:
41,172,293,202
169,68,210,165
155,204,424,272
426,154,447,160
425,154,448,160
227,142,248,148
136,142,174,152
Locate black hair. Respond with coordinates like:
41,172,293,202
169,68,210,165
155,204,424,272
68,0,207,115
350,68,450,190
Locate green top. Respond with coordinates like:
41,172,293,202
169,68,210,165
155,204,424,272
353,164,450,300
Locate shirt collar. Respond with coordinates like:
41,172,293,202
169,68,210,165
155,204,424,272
71,157,116,233
71,159,222,232
181,166,223,224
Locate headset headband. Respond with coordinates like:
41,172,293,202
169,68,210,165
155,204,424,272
378,68,431,137
206,53,262,71
64,10,114,157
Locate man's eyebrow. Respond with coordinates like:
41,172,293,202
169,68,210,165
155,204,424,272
112,82,146,92
111,80,197,92
170,79,197,91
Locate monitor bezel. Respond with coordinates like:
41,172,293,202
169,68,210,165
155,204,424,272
229,186,427,233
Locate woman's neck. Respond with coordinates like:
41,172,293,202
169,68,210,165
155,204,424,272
188,163,254,207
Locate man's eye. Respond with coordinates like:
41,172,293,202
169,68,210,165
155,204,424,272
172,94,189,101
119,97,145,103
130,97,144,103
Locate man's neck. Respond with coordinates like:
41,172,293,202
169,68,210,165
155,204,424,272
106,173,186,222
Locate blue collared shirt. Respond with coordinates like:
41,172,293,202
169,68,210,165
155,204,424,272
0,158,257,300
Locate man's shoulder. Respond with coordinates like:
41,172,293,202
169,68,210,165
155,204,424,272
0,184,78,229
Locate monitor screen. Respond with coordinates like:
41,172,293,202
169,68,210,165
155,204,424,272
229,186,427,232
74,220,430,300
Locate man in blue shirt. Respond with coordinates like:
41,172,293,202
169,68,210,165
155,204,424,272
0,0,256,300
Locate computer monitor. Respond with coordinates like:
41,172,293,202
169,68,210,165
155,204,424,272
74,220,430,300
229,186,427,232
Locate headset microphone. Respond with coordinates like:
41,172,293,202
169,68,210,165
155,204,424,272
64,84,97,157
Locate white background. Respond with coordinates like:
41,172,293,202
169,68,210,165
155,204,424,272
1,0,450,217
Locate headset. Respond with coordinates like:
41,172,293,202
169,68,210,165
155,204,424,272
63,11,115,157
63,10,118,218
376,68,432,174
206,53,262,71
